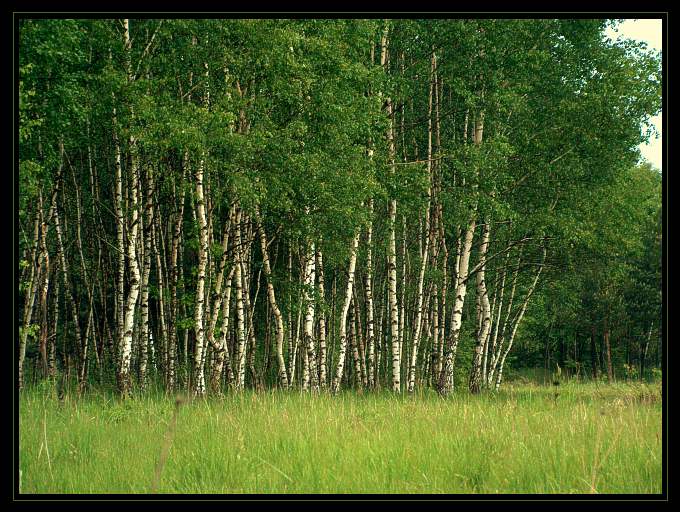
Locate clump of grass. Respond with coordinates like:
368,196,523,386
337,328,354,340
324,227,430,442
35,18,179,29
18,381,661,494
151,395,186,493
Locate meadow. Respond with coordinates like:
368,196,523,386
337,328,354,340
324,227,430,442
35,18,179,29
18,379,662,494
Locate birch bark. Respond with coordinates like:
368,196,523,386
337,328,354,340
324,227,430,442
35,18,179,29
408,53,435,392
192,155,209,396
381,22,401,393
256,206,289,388
234,209,247,390
365,199,376,388
438,110,483,394
469,220,491,393
316,247,327,388
331,231,361,393
494,245,546,390
302,231,318,391
138,165,154,389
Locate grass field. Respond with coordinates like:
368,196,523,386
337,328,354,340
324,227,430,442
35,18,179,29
18,380,662,494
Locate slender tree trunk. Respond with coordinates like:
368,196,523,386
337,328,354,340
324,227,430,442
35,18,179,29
364,199,376,389
408,208,431,393
49,276,60,379
354,287,368,388
438,111,483,394
487,251,509,386
152,218,168,385
234,209,247,390
37,207,51,379
436,257,447,382
19,213,41,390
469,219,491,393
378,21,401,392
117,159,141,395
167,171,186,391
495,245,546,390
256,206,289,389
205,205,233,392
316,247,327,389
376,279,385,388
489,246,521,386
331,230,361,393
399,216,407,382
68,155,94,391
350,296,362,388
287,246,293,376
242,215,260,389
302,227,318,391
603,316,613,383
112,103,126,377
428,284,439,388
407,54,436,392
192,152,210,396
290,288,303,387
482,274,497,386
640,322,653,379
590,324,599,379
138,165,154,390
53,144,85,391
213,263,235,390
118,139,141,397
115,19,142,397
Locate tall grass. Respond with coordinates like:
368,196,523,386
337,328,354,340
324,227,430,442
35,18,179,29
18,380,662,494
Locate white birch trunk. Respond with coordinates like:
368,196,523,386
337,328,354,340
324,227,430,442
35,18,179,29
487,251,509,386
408,54,435,393
380,22,401,393
192,156,209,396
116,19,142,396
302,229,318,391
234,209,247,390
489,246,521,386
152,219,168,384
118,140,141,396
112,103,125,374
438,110,483,394
365,199,376,388
256,206,289,389
167,170,186,391
469,219,491,393
19,214,40,390
482,277,497,386
316,247,327,389
138,166,154,389
495,246,546,390
331,230,361,393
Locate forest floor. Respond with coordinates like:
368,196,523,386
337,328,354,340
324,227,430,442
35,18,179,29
18,380,662,494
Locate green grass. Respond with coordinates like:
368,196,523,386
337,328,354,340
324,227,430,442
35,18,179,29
18,380,662,494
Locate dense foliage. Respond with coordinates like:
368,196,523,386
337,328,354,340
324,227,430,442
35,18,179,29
18,18,662,396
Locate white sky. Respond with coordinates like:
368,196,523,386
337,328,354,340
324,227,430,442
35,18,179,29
604,19,662,170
